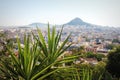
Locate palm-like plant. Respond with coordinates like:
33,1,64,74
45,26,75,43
0,24,77,80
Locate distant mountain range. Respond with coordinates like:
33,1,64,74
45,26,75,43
28,17,106,28
0,17,118,29
29,17,89,27
64,17,91,26
29,23,47,27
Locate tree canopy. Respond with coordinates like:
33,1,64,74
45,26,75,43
106,46,120,78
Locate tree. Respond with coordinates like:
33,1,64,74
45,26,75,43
95,53,105,61
112,39,119,43
106,44,117,50
0,32,7,56
106,46,120,79
85,52,95,58
0,32,15,56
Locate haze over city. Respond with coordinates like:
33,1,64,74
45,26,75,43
0,0,120,27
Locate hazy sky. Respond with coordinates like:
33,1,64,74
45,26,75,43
0,0,120,27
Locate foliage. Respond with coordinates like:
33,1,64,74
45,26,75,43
0,25,77,80
92,61,106,80
103,71,113,80
82,52,105,61
74,62,112,80
0,32,7,56
106,46,120,78
106,44,117,49
95,53,105,61
74,64,94,80
0,32,15,79
71,46,85,55
85,52,95,58
67,63,92,80
112,39,119,43
0,32,15,56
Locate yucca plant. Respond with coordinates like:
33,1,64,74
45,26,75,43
73,67,93,80
0,24,78,80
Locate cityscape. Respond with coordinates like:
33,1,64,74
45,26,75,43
0,0,120,80
1,17,120,55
